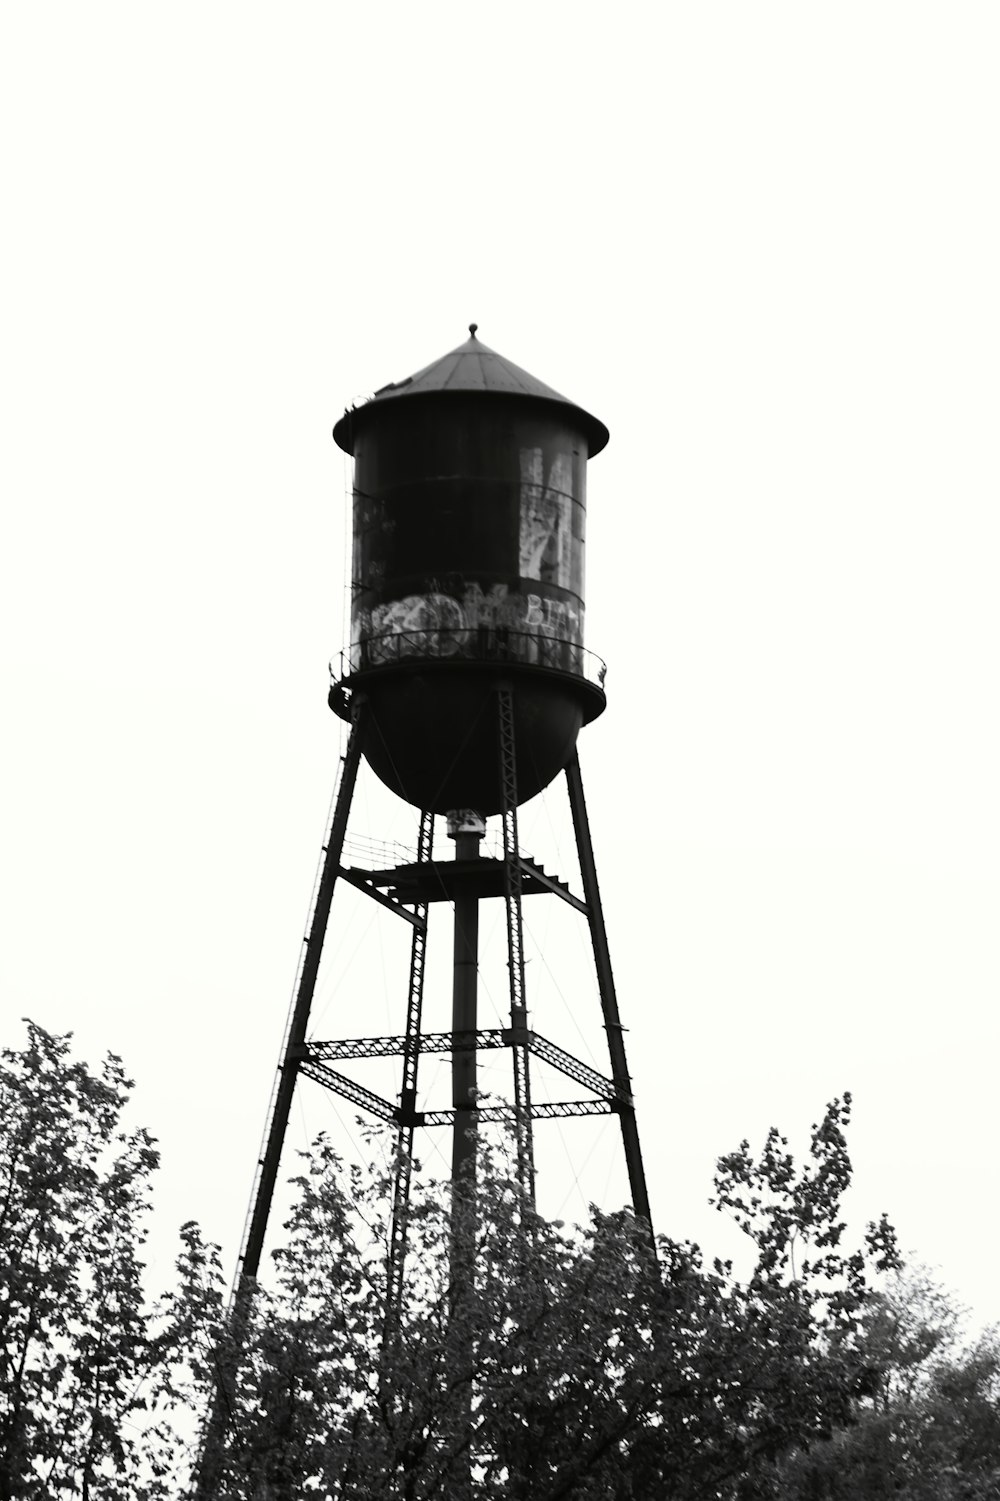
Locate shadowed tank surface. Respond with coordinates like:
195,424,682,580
331,328,608,815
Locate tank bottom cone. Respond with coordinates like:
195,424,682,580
330,662,604,816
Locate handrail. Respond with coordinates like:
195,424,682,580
336,626,607,690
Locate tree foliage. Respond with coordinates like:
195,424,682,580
2,1023,923,1499
777,1268,1000,1500
0,1022,223,1499
203,1096,899,1499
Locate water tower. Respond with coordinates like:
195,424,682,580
237,325,652,1310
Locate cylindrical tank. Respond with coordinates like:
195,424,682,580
331,327,608,815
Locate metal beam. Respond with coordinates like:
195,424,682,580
237,702,368,1287
306,1028,507,1062
300,1058,397,1124
346,857,578,907
196,705,369,1501
497,684,535,1206
565,748,654,1238
306,1029,621,1106
516,857,589,916
339,867,428,929
386,807,434,1343
526,1032,619,1104
422,1099,615,1127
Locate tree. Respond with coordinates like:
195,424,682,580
776,1268,1000,1500
202,1095,898,1499
0,1023,902,1498
0,1022,223,1499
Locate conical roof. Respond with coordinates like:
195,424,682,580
333,326,609,456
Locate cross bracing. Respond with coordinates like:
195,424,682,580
298,1027,626,1128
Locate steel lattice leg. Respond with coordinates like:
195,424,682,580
194,699,368,1500
565,747,654,1241
497,684,536,1208
385,808,434,1338
238,700,368,1286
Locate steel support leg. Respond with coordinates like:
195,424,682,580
385,808,434,1338
565,747,654,1239
497,685,536,1208
239,700,368,1284
193,702,367,1500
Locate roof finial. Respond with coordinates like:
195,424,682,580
468,322,479,338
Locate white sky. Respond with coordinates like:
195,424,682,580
2,3,999,1329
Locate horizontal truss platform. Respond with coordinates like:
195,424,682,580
341,856,588,916
297,1025,628,1128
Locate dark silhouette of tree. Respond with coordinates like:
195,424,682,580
0,1022,223,1499
776,1268,1000,1499
203,1096,899,1499
1,1023,906,1499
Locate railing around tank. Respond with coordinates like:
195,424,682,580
337,627,607,691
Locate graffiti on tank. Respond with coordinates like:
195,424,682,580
352,582,583,667
368,594,466,654
519,448,581,593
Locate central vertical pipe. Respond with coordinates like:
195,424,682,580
448,810,485,1194
446,809,484,1499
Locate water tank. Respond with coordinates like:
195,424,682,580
331,327,608,815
